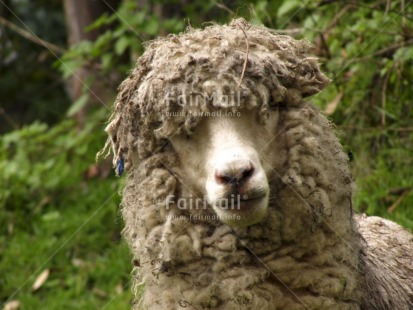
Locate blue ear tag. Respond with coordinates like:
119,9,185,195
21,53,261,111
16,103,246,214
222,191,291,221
116,156,124,176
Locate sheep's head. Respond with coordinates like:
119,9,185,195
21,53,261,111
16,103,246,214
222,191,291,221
102,19,340,229
170,109,280,227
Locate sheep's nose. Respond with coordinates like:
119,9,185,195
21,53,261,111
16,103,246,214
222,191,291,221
214,161,255,186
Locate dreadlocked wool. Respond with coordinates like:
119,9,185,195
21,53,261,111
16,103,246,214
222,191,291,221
101,19,413,309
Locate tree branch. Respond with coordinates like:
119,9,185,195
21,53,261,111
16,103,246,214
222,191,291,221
0,16,66,54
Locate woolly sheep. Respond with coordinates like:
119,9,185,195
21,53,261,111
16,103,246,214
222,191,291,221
101,19,413,309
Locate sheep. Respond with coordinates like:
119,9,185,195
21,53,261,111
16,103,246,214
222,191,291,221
100,19,413,309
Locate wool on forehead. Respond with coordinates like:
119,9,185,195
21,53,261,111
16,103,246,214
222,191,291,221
102,18,330,168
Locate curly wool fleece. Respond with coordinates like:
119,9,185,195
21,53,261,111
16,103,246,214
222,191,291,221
102,19,378,309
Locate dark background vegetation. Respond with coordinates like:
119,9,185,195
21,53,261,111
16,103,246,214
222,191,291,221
1,0,412,309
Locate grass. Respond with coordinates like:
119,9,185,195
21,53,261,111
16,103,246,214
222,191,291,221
0,178,132,310
0,115,133,310
0,179,131,309
354,155,413,230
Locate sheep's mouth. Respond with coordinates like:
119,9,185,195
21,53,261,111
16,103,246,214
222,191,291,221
211,193,268,227
214,191,269,212
235,195,268,212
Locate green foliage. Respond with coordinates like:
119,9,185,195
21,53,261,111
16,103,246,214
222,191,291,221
298,2,413,227
354,153,413,229
0,0,69,133
0,110,130,309
57,0,186,79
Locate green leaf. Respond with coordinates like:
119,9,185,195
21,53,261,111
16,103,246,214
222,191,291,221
85,13,117,31
115,37,130,55
91,31,113,57
277,0,300,17
66,94,89,117
144,17,159,35
101,53,113,70
394,46,413,61
42,211,61,222
85,12,110,31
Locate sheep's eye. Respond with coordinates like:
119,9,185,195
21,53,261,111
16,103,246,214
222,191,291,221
269,101,287,111
186,135,191,140
269,103,278,111
268,96,279,111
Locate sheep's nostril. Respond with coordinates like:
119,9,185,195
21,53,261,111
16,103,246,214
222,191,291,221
214,173,234,185
242,165,254,180
215,161,255,185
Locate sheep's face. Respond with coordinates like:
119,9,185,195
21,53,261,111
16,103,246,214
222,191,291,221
170,109,280,227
